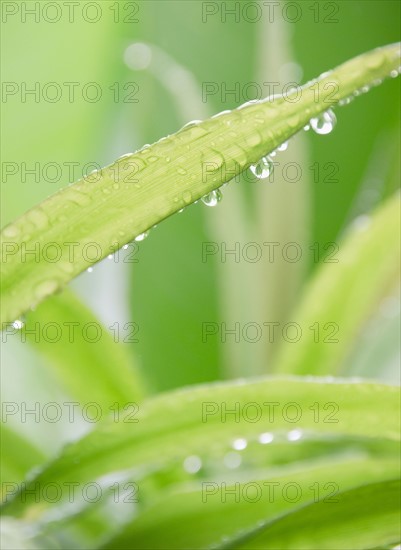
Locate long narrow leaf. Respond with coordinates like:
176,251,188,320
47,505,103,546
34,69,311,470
1,44,400,323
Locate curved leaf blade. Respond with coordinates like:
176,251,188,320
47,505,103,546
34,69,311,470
274,192,400,376
21,288,146,405
1,44,400,323
2,376,399,519
225,480,401,550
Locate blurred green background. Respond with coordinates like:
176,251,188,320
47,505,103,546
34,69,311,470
1,0,400,437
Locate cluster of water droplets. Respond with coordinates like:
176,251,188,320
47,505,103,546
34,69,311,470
179,429,305,481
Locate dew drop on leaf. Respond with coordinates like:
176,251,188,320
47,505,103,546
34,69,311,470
183,455,202,474
310,109,337,135
34,280,58,300
249,156,274,179
2,224,20,238
287,429,303,441
135,231,149,242
201,189,222,207
118,153,132,160
258,432,274,444
182,190,192,204
232,438,247,451
223,452,242,469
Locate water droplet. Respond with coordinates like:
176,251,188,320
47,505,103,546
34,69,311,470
123,244,129,250
390,69,399,78
118,153,132,160
135,231,149,242
338,96,353,106
68,190,91,206
277,141,288,152
237,99,259,110
85,169,101,183
12,319,24,330
249,156,274,179
108,254,114,260
303,124,310,131
211,109,231,119
246,131,262,147
87,267,93,273
232,438,247,451
258,432,274,444
201,189,222,207
26,207,49,230
178,208,184,213
182,190,192,204
287,113,300,128
310,109,336,135
287,429,303,441
183,455,202,474
34,280,58,300
223,452,242,469
59,261,74,274
181,120,202,129
177,167,187,176
2,225,20,238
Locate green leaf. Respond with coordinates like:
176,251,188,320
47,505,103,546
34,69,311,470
225,479,401,550
1,44,400,324
100,456,399,550
273,191,400,376
21,288,146,406
0,425,45,489
2,376,399,520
